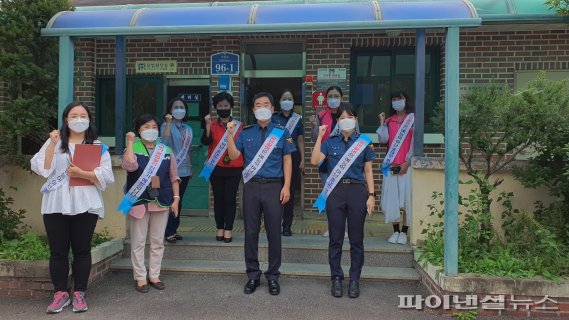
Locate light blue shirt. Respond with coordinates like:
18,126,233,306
160,121,193,177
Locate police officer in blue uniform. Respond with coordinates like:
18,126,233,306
311,104,376,299
227,92,296,296
272,89,305,237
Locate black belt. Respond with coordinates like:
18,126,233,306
340,179,364,184
250,178,282,183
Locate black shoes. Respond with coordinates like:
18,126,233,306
223,237,232,243
165,235,177,243
135,282,149,293
268,280,280,295
244,279,260,294
348,280,360,298
331,278,343,297
174,234,183,240
216,235,224,241
282,226,292,237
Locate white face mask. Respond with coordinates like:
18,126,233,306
392,100,406,111
254,108,273,122
68,118,90,133
327,98,341,109
338,118,356,132
280,100,294,111
172,109,186,120
140,129,159,142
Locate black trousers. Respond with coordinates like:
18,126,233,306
165,176,190,238
211,174,241,230
243,181,283,281
282,151,301,229
326,183,368,281
43,212,98,292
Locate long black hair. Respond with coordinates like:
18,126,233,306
59,101,98,153
164,97,189,122
388,89,413,117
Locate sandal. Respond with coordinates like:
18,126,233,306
165,236,177,244
174,234,183,240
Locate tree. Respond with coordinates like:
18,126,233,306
546,0,569,16
513,76,569,244
434,84,540,243
0,0,73,168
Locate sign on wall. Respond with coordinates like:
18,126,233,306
135,60,177,74
317,68,347,90
312,90,327,109
211,52,239,75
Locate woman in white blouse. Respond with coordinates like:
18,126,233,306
31,102,114,314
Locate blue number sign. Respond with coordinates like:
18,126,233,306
211,52,239,75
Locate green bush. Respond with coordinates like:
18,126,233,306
91,228,112,248
0,232,49,261
418,181,569,281
0,187,28,242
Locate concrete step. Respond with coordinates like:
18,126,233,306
110,258,420,281
122,233,414,268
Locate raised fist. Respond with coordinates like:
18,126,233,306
379,112,386,125
165,114,172,124
204,114,212,126
227,121,237,134
49,130,60,145
318,125,328,138
126,132,136,143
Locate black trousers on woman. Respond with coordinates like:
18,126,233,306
211,173,242,230
165,175,190,238
43,212,98,292
326,183,368,281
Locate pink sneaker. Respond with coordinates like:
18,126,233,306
46,291,70,314
72,291,88,313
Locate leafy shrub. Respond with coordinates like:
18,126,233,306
0,232,49,260
418,181,569,281
91,228,112,248
0,187,28,242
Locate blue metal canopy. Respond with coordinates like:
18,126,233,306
43,1,480,36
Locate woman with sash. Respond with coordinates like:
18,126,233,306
31,101,114,313
200,92,243,243
311,104,376,299
377,90,414,245
271,89,305,237
310,85,346,238
161,98,193,243
121,114,181,293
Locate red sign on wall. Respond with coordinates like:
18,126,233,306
312,91,327,109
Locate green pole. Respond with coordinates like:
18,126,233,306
444,27,460,276
57,36,74,128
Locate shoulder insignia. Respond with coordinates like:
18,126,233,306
368,144,374,149
275,124,285,129
286,136,294,144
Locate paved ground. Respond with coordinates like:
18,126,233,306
0,272,522,320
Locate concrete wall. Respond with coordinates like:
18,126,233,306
0,165,127,239
410,162,554,245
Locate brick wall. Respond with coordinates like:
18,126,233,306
77,27,569,214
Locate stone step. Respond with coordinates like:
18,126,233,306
110,258,420,281
122,233,414,268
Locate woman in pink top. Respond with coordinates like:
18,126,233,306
377,90,414,245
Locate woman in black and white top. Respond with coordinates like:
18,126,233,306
31,101,114,314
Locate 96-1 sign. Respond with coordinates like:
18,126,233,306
211,52,239,75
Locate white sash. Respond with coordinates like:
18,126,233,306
175,124,192,166
117,143,167,215
285,112,301,135
40,143,108,193
242,127,285,183
313,134,372,213
199,120,241,181
381,113,414,175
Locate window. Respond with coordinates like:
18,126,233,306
351,49,440,133
96,77,164,140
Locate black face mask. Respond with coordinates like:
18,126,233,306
217,109,231,119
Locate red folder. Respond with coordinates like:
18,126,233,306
69,144,102,186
